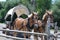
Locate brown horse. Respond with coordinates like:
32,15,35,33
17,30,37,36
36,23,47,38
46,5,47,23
13,12,38,38
34,10,54,40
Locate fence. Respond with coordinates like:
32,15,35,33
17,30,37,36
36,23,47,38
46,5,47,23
0,21,60,40
0,29,48,40
0,29,60,40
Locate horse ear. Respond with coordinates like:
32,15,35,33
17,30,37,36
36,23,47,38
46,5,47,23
32,12,34,16
46,10,49,14
48,10,53,15
46,10,48,12
50,10,53,14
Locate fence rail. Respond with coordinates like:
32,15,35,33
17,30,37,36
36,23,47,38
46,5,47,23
0,29,47,36
0,29,60,40
54,32,60,38
0,29,48,40
0,34,29,40
55,32,60,35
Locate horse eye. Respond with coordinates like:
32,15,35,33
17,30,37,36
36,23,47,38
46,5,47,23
36,17,37,19
35,17,37,19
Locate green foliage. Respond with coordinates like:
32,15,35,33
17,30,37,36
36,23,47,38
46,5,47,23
0,3,3,9
35,0,52,19
20,14,28,19
51,0,60,27
0,0,51,23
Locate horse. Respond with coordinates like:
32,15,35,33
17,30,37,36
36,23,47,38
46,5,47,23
34,10,54,40
13,12,38,38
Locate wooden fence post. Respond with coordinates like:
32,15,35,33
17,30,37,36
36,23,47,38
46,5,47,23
54,22,58,40
54,22,58,33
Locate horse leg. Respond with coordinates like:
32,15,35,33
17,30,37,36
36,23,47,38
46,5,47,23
13,25,17,37
28,34,31,39
13,25,16,36
5,24,9,35
23,26,27,38
34,29,38,40
13,32,17,37
40,35,44,40
34,35,38,40
44,35,48,40
24,33,26,38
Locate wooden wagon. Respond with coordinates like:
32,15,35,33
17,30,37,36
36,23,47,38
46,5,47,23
3,4,30,35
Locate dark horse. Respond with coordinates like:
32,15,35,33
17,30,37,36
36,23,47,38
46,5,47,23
34,10,54,40
13,12,38,38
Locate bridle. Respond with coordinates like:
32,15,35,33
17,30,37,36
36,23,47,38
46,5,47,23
26,15,38,31
26,18,34,31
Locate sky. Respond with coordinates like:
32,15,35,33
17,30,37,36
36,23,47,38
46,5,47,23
0,0,55,4
52,0,55,4
0,0,6,2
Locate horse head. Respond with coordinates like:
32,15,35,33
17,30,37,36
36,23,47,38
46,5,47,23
28,12,38,30
42,10,54,27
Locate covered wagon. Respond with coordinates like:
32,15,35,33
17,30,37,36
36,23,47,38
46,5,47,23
4,4,30,29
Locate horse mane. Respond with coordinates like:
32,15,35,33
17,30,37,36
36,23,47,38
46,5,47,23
42,10,53,21
42,13,47,21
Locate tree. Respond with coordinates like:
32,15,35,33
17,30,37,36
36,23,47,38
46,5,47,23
51,0,60,27
0,2,3,9
0,0,52,23
35,0,52,19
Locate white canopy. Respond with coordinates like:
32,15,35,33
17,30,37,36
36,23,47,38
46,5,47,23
5,4,30,20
